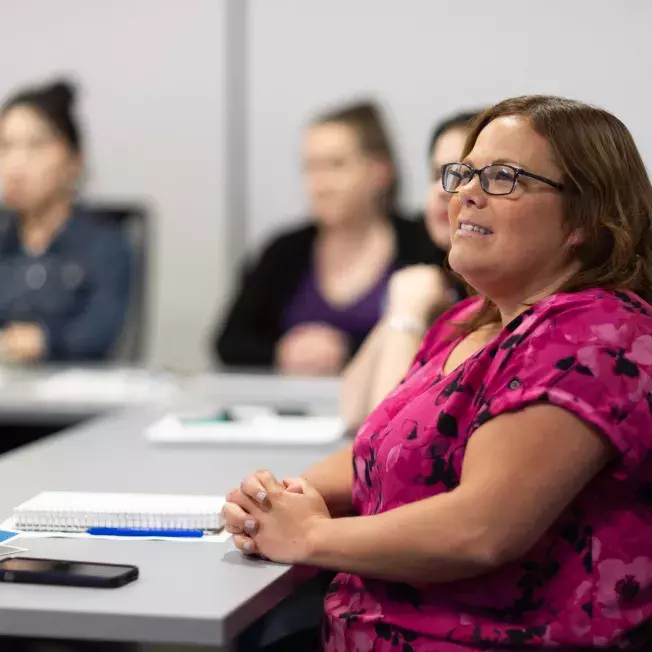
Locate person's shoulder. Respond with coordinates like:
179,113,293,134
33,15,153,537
72,210,126,241
70,211,130,261
439,294,484,324
0,211,18,251
529,288,652,348
480,289,652,470
262,221,318,248
256,221,318,258
418,295,484,356
429,294,483,341
391,212,430,243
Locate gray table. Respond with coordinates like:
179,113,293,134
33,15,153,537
0,367,341,425
0,366,180,425
188,371,341,413
0,392,346,646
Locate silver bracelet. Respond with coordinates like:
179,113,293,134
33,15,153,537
386,315,427,335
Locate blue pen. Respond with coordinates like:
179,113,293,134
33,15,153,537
86,527,204,538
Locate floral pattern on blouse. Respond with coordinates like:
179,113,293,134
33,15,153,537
324,289,652,651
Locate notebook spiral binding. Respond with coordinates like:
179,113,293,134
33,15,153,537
14,501,222,533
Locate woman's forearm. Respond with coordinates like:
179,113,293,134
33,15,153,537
340,323,385,428
367,322,424,411
306,487,502,584
302,445,354,517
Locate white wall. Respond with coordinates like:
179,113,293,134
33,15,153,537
246,0,652,247
2,1,650,370
0,0,229,372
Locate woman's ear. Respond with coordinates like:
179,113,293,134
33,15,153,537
67,152,83,191
567,227,585,249
371,158,394,195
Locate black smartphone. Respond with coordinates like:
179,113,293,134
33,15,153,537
0,557,139,588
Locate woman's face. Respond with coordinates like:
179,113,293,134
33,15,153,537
424,127,469,251
448,115,576,301
0,105,79,212
303,122,390,228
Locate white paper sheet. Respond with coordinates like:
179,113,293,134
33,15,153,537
32,369,176,404
0,544,30,557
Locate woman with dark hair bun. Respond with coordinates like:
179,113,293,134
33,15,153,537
0,79,131,362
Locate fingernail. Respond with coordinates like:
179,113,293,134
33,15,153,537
256,491,267,502
244,519,256,533
243,541,252,552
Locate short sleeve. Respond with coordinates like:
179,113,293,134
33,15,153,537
478,319,652,472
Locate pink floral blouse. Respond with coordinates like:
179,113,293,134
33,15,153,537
324,289,652,651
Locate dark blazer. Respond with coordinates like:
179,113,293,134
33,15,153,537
0,207,132,362
213,214,447,368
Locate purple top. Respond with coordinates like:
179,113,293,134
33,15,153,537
325,289,652,651
281,263,394,342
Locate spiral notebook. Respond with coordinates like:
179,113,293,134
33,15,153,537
12,491,224,534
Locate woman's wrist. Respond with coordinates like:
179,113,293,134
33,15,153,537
304,514,342,567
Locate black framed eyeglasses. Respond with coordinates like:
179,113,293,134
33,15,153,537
441,162,564,196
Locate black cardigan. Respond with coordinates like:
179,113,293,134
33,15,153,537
213,214,447,368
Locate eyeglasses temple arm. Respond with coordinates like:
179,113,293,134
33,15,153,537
519,169,564,191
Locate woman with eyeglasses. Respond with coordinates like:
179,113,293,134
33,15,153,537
224,95,652,651
341,111,479,429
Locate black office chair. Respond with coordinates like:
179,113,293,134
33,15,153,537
85,203,149,363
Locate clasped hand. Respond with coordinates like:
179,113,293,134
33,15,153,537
221,470,331,564
0,322,46,363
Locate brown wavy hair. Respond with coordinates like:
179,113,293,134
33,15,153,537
455,95,652,331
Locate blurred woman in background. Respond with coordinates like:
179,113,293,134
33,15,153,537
214,101,442,375
341,110,479,427
0,79,131,363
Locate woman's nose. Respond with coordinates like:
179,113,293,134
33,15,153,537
457,174,486,209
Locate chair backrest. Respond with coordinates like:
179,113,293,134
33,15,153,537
83,203,150,362
0,203,150,362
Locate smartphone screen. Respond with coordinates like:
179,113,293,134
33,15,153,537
0,557,138,587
